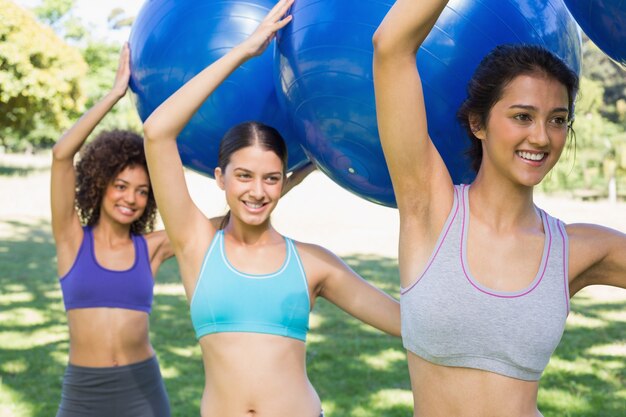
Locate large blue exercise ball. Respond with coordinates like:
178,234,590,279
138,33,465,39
564,0,626,69
129,0,308,177
275,0,582,207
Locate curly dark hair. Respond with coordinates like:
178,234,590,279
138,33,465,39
75,129,157,234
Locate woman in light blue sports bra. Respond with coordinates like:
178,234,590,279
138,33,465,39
374,0,626,416
143,1,401,416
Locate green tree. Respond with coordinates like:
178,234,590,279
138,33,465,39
5,0,142,151
543,76,626,195
30,0,142,132
108,7,134,31
581,36,626,124
0,0,87,151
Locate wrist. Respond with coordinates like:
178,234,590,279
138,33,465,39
231,42,257,61
106,89,126,103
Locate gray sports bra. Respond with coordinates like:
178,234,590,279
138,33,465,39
401,184,570,381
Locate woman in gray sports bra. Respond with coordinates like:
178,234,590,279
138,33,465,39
373,1,626,416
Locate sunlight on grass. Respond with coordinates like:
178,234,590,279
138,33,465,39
3,284,28,292
307,333,327,344
0,387,32,417
0,308,46,326
586,343,626,357
541,388,591,413
161,346,202,378
368,388,413,408
167,346,199,358
359,348,405,371
0,291,34,306
355,321,391,334
547,357,596,375
154,283,186,295
309,312,323,329
602,310,626,322
567,311,608,328
1,358,28,374
0,326,67,349
320,401,337,416
350,389,413,416
43,289,63,301
51,349,69,365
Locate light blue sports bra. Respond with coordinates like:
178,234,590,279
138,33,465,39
190,230,310,341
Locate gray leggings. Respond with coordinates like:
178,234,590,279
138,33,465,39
55,356,170,417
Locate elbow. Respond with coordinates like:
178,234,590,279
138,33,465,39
51,141,70,162
142,117,160,144
51,143,63,161
372,25,415,65
372,26,393,59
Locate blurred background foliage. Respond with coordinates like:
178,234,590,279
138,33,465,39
1,0,625,197
0,0,141,154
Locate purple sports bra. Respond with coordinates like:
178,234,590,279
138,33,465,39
59,226,154,313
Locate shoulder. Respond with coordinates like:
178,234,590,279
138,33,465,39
563,221,626,293
143,229,168,245
293,240,336,261
143,229,174,262
292,240,349,273
565,222,619,243
564,223,611,259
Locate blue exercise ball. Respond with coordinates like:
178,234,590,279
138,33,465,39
564,0,626,69
129,0,308,177
275,0,582,207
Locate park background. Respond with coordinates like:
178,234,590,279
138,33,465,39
1,0,625,415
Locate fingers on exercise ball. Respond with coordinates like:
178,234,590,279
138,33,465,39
129,0,308,177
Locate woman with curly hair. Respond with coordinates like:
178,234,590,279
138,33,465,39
51,44,173,417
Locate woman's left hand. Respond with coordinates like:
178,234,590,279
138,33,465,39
239,0,294,58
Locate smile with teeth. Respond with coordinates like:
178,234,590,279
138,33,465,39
116,205,136,215
244,201,265,209
517,151,546,162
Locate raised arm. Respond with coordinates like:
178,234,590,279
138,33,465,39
50,43,130,273
300,244,400,337
372,0,453,216
568,224,626,296
283,161,316,195
142,0,294,262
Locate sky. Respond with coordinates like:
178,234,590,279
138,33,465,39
14,0,147,42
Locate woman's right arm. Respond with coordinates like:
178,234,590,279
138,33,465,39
50,44,130,272
143,0,294,267
372,0,454,282
372,0,453,219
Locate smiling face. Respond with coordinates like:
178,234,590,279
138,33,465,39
215,145,285,227
100,165,150,226
472,73,570,187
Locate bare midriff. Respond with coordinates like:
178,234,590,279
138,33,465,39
408,352,544,417
198,332,321,417
67,308,153,367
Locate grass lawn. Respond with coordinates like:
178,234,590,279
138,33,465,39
0,219,624,416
